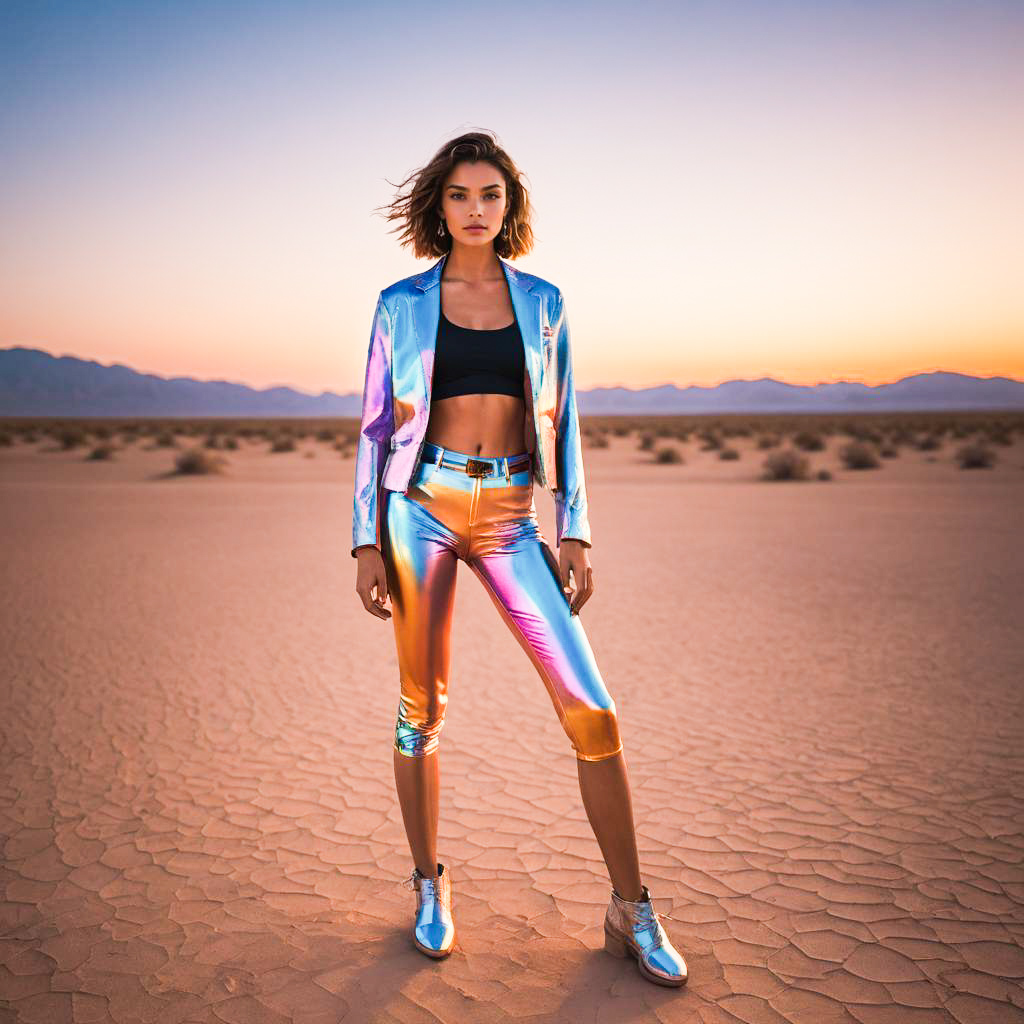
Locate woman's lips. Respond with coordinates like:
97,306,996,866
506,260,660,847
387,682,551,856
465,226,486,231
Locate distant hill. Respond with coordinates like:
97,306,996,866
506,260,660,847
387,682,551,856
1,346,1022,416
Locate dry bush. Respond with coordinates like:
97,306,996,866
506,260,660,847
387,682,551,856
58,427,87,449
879,443,899,459
817,468,832,481
585,430,610,448
793,430,825,451
839,441,880,469
955,442,996,469
174,447,227,475
153,432,177,448
654,445,683,464
638,432,656,451
757,434,779,449
86,444,115,460
718,447,740,460
762,448,810,481
916,434,942,451
0,432,12,447
270,435,296,453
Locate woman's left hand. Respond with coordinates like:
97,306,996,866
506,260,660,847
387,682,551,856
558,539,594,616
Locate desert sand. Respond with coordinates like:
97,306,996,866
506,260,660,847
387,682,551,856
2,428,1023,1024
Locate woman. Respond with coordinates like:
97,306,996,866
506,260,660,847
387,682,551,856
351,131,687,987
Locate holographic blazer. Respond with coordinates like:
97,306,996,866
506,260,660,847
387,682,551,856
351,252,592,557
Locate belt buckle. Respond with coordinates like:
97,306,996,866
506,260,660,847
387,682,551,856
464,457,492,477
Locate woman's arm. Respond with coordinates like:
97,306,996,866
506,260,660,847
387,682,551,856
552,288,592,550
351,292,395,558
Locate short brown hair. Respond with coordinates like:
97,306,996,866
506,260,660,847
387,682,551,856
375,130,534,260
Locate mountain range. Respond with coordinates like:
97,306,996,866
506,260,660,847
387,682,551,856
1,345,1022,417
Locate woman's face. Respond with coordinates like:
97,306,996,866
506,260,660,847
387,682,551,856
439,160,508,248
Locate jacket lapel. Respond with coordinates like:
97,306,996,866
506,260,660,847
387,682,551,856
410,253,543,409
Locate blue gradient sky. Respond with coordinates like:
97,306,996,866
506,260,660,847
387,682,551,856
1,0,1021,394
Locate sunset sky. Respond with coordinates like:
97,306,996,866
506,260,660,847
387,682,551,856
1,0,1021,395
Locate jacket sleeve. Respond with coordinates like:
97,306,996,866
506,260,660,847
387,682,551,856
351,291,395,558
552,288,593,549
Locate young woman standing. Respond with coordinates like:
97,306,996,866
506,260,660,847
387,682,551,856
352,131,687,987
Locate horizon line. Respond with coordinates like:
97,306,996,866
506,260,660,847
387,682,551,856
3,344,1024,395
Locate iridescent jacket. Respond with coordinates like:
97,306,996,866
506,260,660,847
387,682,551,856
351,252,592,557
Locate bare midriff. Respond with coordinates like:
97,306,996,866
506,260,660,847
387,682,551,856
424,393,533,458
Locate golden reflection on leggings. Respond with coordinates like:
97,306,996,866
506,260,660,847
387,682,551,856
380,440,623,763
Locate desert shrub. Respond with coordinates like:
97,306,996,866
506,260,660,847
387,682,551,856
270,435,296,453
916,434,942,451
879,443,899,459
955,442,996,469
316,428,337,443
638,432,656,452
839,441,880,470
154,431,177,448
698,431,721,451
817,468,832,480
222,436,239,450
204,434,223,449
86,444,115,460
58,427,87,449
585,430,610,448
0,432,12,447
718,447,740,460
844,424,882,443
757,434,779,450
793,430,825,451
612,424,631,437
654,445,683,464
174,447,226,475
762,448,810,481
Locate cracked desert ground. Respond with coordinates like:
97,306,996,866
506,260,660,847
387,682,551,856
2,427,1022,1024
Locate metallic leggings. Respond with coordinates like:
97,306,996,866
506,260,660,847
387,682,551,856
381,440,623,763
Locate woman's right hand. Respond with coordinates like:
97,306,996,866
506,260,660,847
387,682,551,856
355,546,391,619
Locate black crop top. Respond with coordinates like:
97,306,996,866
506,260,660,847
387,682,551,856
432,310,526,401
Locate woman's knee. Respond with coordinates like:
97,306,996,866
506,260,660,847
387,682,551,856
566,701,622,762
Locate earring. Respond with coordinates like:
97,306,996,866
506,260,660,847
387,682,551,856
501,220,509,239
437,219,447,239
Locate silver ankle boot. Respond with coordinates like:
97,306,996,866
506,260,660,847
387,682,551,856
603,884,688,986
402,861,456,958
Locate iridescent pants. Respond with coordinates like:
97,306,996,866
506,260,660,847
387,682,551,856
380,440,623,763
